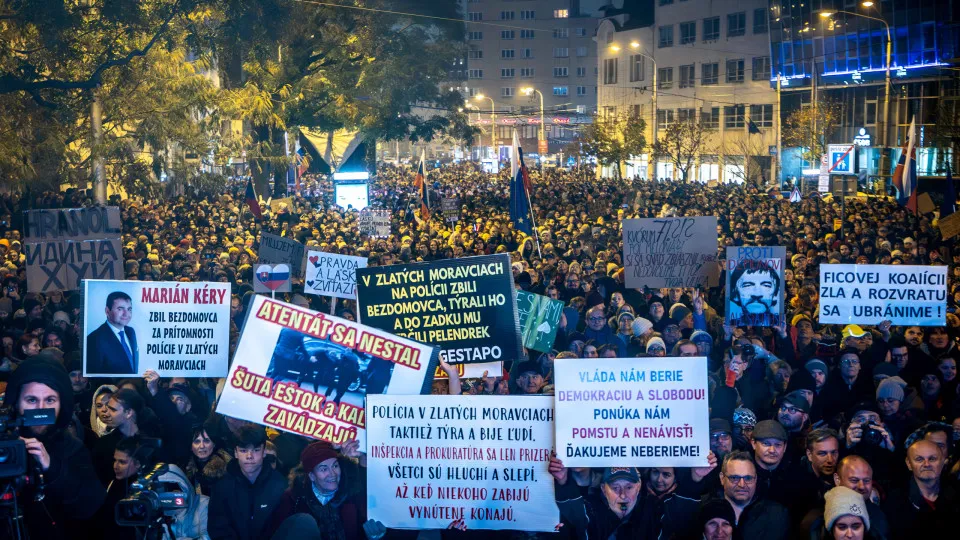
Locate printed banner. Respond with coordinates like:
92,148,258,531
622,217,719,289
441,198,460,223
23,207,123,292
82,280,231,377
304,251,367,300
359,208,391,237
725,246,786,327
258,232,306,278
366,394,558,531
517,291,563,353
819,264,948,325
554,356,710,467
356,254,522,365
216,296,438,447
254,263,292,293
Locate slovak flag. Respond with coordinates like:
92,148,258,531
414,149,431,219
244,177,262,220
892,117,918,213
789,186,802,203
295,146,310,177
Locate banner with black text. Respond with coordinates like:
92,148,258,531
819,264,947,325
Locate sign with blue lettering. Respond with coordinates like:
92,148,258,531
827,144,855,175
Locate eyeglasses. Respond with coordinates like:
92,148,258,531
588,316,606,322
779,405,802,415
841,359,860,365
724,475,756,485
710,433,732,440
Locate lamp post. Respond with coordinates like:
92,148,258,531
520,87,545,153
475,94,496,159
820,5,892,187
626,41,657,178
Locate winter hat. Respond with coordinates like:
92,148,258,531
782,391,812,414
300,441,339,473
52,310,71,325
876,376,907,402
669,303,691,322
690,330,712,344
733,407,757,427
646,337,666,353
632,317,653,336
872,362,900,380
3,353,74,431
698,498,736,532
617,312,635,325
824,486,870,531
805,359,828,375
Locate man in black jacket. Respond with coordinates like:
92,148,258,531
713,450,790,540
209,425,287,540
2,353,107,540
883,439,959,539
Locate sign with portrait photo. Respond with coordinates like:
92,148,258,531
725,246,786,327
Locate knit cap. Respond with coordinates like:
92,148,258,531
669,303,691,322
824,486,870,531
632,317,653,336
646,337,666,353
876,376,907,402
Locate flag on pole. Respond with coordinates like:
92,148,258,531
789,185,802,203
942,165,956,218
511,144,533,235
892,117,918,213
414,150,431,219
511,130,532,194
296,146,310,177
244,177,262,220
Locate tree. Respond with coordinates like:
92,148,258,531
722,135,773,186
782,98,843,164
580,113,647,180
653,119,710,182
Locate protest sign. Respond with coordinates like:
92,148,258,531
254,264,291,293
917,192,935,215
434,360,502,380
23,207,123,293
939,211,960,240
441,197,460,223
258,233,306,278
725,246,786,327
304,251,367,300
554,356,710,467
359,208,391,237
83,280,231,378
269,197,294,213
366,394,558,531
819,264,947,325
517,291,563,353
217,296,437,447
622,217,719,289
356,254,522,366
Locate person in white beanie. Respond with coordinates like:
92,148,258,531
822,486,870,539
646,336,666,357
631,316,653,338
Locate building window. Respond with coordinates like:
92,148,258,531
467,31,483,40
554,9,568,18
520,10,535,20
576,27,587,37
553,86,568,96
725,59,744,83
553,28,569,39
677,108,696,123
659,25,674,48
576,46,587,57
679,64,695,88
520,68,535,78
865,101,877,125
500,11,514,20
468,12,482,22
631,104,643,118
703,17,719,41
501,68,515,78
576,105,586,114
702,62,719,84
577,86,587,96
603,58,618,84
702,107,720,129
679,21,696,44
554,48,569,58
727,12,746,37
753,8,767,34
630,55,645,82
724,105,745,129
658,109,676,129
752,56,771,81
750,104,773,128
468,69,483,79
577,67,587,77
501,49,515,59
501,87,515,97
501,30,515,40
468,49,483,59
520,29,535,39
521,48,533,58
658,67,673,89
554,66,569,77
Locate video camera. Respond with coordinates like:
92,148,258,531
0,407,56,480
115,463,188,528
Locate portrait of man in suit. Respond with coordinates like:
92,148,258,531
86,290,138,374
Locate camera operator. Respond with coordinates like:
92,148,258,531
2,353,106,539
841,401,898,492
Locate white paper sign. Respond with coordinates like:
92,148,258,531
819,264,948,326
554,356,710,467
366,394,559,532
304,251,367,299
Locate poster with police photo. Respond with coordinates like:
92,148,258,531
724,246,786,327
216,295,438,447
83,280,231,377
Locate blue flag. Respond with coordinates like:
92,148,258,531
510,150,532,235
942,165,956,218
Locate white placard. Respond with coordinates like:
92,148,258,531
819,264,947,325
304,251,367,299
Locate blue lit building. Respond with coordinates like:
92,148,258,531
769,0,959,186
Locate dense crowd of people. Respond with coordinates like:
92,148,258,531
0,161,959,540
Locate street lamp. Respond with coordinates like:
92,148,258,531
622,41,658,178
521,87,545,151
475,94,496,158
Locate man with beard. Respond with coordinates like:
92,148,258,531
902,327,936,385
728,258,781,327
777,391,811,464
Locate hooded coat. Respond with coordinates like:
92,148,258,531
157,464,211,540
267,456,366,540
